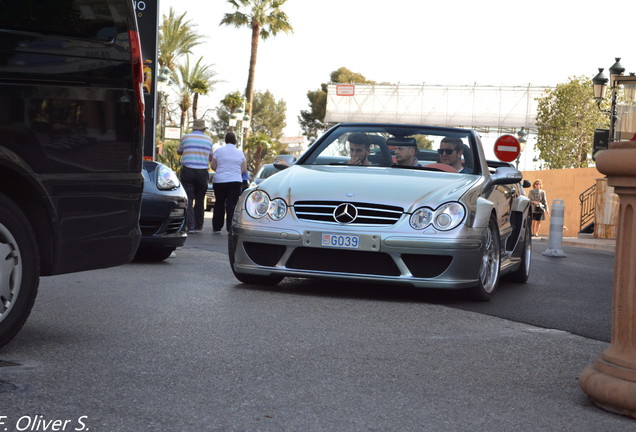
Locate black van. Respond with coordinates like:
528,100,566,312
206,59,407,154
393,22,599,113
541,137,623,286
0,1,145,347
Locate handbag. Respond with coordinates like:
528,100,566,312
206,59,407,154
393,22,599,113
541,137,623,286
530,189,545,213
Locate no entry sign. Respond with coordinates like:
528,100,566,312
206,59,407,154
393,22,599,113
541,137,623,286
494,135,521,162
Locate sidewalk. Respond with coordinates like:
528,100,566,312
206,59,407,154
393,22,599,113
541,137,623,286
534,234,616,253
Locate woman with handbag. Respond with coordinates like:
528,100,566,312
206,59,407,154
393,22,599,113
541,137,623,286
529,179,549,237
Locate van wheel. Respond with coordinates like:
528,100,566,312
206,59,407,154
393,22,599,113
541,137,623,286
0,194,39,348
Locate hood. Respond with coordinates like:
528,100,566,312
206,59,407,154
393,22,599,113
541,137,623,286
257,165,479,211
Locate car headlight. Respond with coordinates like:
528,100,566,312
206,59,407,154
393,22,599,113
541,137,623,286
245,190,270,219
410,207,433,230
410,202,465,231
245,191,288,220
432,202,465,230
268,198,287,220
156,164,180,190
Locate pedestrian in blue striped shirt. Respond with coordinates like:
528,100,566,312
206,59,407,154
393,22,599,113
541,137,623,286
177,118,214,233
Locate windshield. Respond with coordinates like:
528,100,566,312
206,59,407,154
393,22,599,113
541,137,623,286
302,125,478,174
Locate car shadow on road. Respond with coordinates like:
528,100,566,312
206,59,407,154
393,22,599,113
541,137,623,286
235,277,480,305
233,271,534,309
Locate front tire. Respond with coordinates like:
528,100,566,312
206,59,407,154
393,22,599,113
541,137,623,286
469,215,501,301
508,215,532,283
0,194,39,347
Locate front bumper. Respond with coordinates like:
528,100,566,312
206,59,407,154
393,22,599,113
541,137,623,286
230,223,485,289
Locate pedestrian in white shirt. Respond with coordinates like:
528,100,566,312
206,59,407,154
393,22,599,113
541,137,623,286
210,132,247,233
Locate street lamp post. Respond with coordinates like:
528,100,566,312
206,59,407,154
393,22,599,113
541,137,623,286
592,58,636,143
228,98,251,147
156,66,172,142
515,127,528,169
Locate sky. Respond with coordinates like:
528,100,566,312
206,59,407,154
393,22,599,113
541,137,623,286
158,0,636,141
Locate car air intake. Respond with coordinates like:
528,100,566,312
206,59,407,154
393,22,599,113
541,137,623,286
286,247,400,276
401,254,452,278
294,201,403,225
244,242,286,267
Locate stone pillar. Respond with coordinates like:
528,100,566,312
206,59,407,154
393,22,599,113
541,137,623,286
594,177,619,239
580,140,636,417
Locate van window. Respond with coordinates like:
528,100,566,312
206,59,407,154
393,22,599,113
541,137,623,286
0,0,128,41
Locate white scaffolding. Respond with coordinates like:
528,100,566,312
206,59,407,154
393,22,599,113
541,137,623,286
325,83,553,132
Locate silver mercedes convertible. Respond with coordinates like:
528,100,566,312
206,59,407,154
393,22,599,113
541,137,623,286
229,123,532,300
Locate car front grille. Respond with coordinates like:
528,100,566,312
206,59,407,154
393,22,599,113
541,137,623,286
293,201,403,225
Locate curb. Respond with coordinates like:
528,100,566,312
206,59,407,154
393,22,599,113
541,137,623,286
534,236,616,253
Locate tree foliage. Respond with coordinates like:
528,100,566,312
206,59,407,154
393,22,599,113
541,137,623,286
220,0,293,123
243,131,270,174
158,8,205,70
535,76,608,169
156,140,181,173
251,90,286,140
158,9,216,136
176,56,218,119
299,67,375,141
211,91,245,140
212,90,287,172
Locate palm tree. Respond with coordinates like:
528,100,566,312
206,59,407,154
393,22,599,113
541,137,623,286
176,90,192,132
158,8,205,70
220,0,293,122
170,71,192,130
177,56,219,119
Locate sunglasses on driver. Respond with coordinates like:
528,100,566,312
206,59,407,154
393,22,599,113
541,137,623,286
437,148,456,155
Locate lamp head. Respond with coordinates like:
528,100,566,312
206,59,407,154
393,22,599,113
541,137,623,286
593,68,609,100
609,57,625,87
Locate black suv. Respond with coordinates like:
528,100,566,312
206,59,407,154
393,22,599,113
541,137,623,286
0,1,145,347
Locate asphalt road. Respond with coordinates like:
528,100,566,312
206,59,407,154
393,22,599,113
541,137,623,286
186,226,615,342
0,226,626,432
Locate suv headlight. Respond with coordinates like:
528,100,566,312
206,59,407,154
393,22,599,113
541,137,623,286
156,164,180,190
410,202,465,231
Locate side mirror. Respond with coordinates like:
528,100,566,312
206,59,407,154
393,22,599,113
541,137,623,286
522,179,532,188
489,166,523,186
273,162,290,171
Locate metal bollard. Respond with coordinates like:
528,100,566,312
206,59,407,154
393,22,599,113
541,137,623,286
542,199,567,257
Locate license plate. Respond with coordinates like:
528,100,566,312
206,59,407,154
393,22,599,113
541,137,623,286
321,233,360,249
169,208,185,218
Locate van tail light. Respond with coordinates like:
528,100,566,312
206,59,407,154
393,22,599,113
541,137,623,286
129,29,145,137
